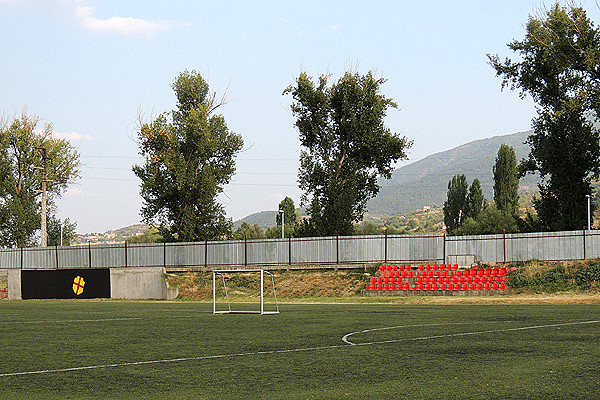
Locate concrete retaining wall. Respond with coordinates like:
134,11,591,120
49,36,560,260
110,267,178,300
1,267,178,300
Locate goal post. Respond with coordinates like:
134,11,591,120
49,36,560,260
212,269,279,315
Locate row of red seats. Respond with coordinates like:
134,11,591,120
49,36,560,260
371,276,509,285
380,267,508,278
379,264,458,271
365,282,505,291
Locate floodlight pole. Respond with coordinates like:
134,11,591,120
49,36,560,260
586,194,591,230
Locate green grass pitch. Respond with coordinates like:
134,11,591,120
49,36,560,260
0,300,599,399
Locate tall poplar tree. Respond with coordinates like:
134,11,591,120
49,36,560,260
133,71,244,241
493,144,519,218
284,70,412,236
0,113,80,247
443,174,468,234
489,3,600,230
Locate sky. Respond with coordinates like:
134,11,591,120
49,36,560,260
2,0,599,234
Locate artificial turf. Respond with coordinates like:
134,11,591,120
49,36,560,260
0,300,599,399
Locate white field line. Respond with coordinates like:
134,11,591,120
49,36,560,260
0,315,200,325
343,319,600,345
0,319,597,378
341,321,519,345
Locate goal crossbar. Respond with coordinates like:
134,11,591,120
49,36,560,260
212,269,279,315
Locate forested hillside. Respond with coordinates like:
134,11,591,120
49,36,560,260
366,130,538,216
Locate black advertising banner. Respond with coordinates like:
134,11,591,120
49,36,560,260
21,269,111,299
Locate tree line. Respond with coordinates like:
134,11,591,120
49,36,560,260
2,2,600,246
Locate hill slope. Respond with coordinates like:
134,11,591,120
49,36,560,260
367,130,538,216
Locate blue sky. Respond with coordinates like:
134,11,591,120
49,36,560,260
2,0,599,234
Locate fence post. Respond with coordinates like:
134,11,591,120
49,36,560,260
384,229,388,265
442,234,446,265
583,228,587,260
55,245,59,268
288,236,292,266
88,241,92,269
124,241,128,268
336,234,339,264
20,246,23,270
244,234,248,267
503,230,506,264
204,240,208,269
163,241,166,269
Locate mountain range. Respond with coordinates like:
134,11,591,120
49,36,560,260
235,130,538,227
366,130,538,216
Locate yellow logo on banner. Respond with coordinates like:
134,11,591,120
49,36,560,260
73,276,85,295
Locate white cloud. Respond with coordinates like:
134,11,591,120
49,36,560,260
74,4,171,37
50,130,94,142
0,0,181,37
328,24,343,31
74,7,169,37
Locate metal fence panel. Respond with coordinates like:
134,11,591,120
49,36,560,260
3,230,600,270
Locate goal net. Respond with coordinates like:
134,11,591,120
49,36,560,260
212,269,279,315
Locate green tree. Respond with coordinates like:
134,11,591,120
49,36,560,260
284,70,412,236
133,71,244,242
443,174,468,234
489,3,600,231
126,226,163,243
354,220,385,235
0,113,80,247
275,197,297,237
47,216,77,246
232,222,264,240
493,144,519,218
466,178,484,220
457,204,519,236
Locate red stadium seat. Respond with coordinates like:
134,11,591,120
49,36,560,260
492,268,499,276
432,283,438,290
452,264,459,270
499,267,508,276
499,283,506,290
392,265,398,271
379,265,385,271
405,265,412,270
439,283,446,290
469,283,476,290
502,276,509,283
476,283,483,290
477,269,484,277
418,265,425,270
404,283,410,290
370,277,376,283
433,264,439,270
418,284,424,290
425,284,431,290
425,264,431,270
386,265,392,271
389,284,396,290
491,283,499,290
484,283,491,290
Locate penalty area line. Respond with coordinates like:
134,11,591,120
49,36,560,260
0,319,598,378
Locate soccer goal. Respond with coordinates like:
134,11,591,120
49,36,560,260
212,269,280,315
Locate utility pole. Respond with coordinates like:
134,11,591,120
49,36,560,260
36,147,50,247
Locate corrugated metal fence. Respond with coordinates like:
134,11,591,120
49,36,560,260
1,230,599,270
